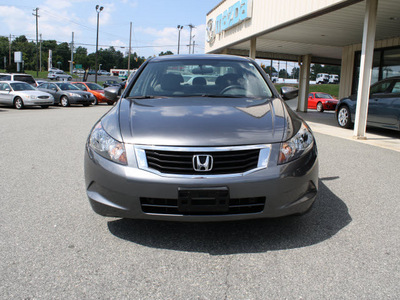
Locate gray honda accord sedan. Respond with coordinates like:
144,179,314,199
84,54,318,221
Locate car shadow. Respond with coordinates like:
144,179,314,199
107,179,351,255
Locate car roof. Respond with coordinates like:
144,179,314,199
0,80,30,84
148,54,253,63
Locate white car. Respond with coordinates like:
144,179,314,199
48,71,72,81
0,81,54,109
98,70,111,76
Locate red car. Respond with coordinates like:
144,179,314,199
308,92,338,112
72,82,115,105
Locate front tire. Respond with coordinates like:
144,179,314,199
316,102,324,112
14,97,24,109
60,96,70,107
93,97,98,105
337,105,352,128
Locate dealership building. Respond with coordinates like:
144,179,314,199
205,0,400,138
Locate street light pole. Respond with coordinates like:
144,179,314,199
187,24,195,54
95,5,104,83
177,25,183,54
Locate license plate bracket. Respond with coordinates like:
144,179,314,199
178,187,229,214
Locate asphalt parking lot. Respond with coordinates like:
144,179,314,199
0,104,399,299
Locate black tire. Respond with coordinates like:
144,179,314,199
41,105,49,109
56,77,60,81
14,97,24,109
68,77,72,81
316,102,324,112
93,97,98,105
60,96,70,107
83,103,90,107
107,102,114,105
337,105,352,128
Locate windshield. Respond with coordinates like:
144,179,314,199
56,83,80,90
14,75,36,84
11,82,35,91
128,59,273,99
86,83,103,90
315,93,333,99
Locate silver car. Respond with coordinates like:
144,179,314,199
0,81,54,109
37,82,95,107
84,55,318,222
48,71,72,81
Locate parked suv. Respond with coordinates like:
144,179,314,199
316,73,329,84
0,73,37,87
48,70,72,81
329,74,339,84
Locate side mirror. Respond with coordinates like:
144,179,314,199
104,86,120,101
280,86,298,100
5,88,11,92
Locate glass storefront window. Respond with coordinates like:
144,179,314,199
382,48,400,79
352,46,400,94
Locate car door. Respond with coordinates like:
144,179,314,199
368,79,393,125
308,93,316,109
0,83,8,104
0,83,14,105
49,83,63,102
373,80,400,127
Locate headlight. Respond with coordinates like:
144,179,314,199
29,95,38,99
88,122,127,165
278,122,314,164
70,93,81,97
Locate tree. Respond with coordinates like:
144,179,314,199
291,67,300,79
11,35,35,70
159,51,173,56
260,63,277,75
279,69,289,78
0,36,9,68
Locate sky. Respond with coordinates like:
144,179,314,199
0,0,221,58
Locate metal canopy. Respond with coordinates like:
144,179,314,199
212,0,400,64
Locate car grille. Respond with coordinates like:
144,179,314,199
140,196,265,215
38,96,49,99
145,148,260,175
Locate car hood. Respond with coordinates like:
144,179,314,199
113,97,297,146
14,90,53,98
63,90,92,96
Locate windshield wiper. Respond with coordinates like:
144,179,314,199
199,94,247,98
125,95,167,99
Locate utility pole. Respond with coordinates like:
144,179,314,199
70,32,74,74
192,40,195,54
39,33,42,72
128,22,132,73
33,8,39,76
9,34,11,66
188,24,195,54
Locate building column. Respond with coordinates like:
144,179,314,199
354,0,378,139
249,37,256,59
297,54,312,112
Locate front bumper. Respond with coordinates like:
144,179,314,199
323,102,338,110
23,98,54,106
69,96,94,104
84,144,318,222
